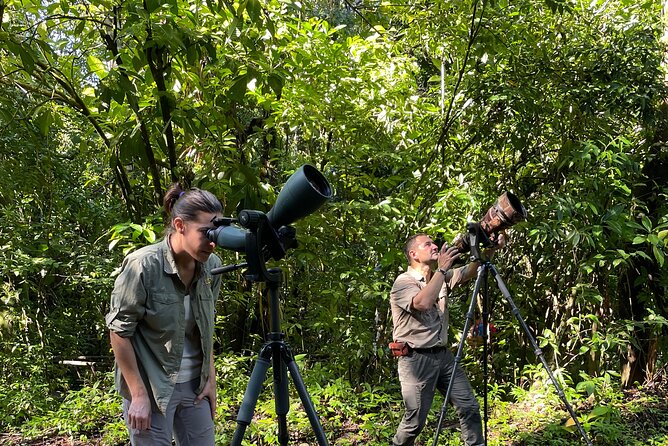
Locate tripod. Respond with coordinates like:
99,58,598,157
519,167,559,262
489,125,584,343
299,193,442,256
432,226,593,446
211,212,329,446
228,267,329,446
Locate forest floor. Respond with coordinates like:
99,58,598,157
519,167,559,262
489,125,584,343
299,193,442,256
0,437,100,446
1,369,667,446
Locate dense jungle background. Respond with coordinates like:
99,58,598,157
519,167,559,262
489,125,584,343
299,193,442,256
1,0,667,444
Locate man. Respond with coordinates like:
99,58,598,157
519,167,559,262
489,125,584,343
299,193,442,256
389,233,504,446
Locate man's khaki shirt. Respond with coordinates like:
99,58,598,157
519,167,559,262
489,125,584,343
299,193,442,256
105,237,222,414
390,265,468,349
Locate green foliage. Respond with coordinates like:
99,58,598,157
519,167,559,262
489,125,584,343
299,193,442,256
0,85,120,432
0,351,56,429
20,376,123,443
1,0,668,443
104,216,163,256
3,355,668,445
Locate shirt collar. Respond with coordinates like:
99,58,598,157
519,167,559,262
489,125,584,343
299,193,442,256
163,235,204,279
407,265,427,283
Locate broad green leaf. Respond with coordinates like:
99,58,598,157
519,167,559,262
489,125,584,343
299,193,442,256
641,216,652,232
653,246,664,267
87,55,109,80
19,46,36,73
34,108,53,136
247,0,261,23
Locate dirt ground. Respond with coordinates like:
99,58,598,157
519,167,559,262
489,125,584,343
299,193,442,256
0,435,106,446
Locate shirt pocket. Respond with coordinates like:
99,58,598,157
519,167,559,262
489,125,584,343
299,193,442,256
144,292,182,339
195,280,216,317
197,278,215,301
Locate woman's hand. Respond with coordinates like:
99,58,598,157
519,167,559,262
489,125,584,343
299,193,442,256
195,371,217,420
127,392,152,430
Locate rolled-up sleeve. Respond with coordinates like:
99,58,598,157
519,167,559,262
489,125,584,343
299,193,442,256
447,265,470,290
105,257,147,337
391,274,420,312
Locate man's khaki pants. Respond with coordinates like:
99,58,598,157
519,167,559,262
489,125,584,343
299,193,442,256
392,349,484,446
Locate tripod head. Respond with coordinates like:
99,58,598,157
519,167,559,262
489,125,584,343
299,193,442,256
233,209,294,282
465,222,495,263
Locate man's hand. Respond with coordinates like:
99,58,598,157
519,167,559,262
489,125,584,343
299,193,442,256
491,232,506,248
484,232,507,257
127,393,152,430
437,243,461,272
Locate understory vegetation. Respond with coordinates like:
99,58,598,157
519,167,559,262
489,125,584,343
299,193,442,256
2,359,668,445
1,0,667,444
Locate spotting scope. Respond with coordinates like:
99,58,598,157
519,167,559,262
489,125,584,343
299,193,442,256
206,164,332,261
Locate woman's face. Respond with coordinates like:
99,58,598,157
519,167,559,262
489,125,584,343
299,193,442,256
177,211,220,263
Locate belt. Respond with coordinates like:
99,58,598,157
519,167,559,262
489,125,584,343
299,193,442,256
410,346,446,354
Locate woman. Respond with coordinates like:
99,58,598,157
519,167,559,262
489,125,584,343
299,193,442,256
105,184,223,445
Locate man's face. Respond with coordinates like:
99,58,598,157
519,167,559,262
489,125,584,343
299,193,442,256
409,235,439,265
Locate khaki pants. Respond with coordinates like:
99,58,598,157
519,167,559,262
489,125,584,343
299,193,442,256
123,378,215,446
392,349,483,446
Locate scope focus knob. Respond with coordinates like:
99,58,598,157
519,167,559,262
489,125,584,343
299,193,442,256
238,210,264,229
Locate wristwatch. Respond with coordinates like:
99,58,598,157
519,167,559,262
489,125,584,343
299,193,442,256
437,268,448,276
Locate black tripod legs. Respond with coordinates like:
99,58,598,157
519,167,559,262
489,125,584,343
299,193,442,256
273,341,290,445
231,343,273,446
231,339,329,446
434,262,594,446
432,262,486,446
285,353,329,445
488,264,593,446
230,271,328,445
